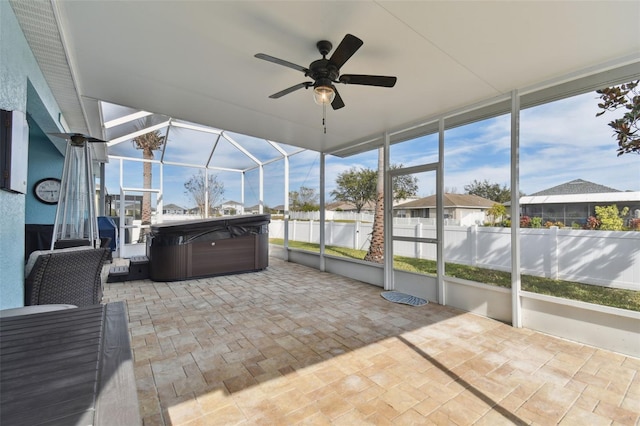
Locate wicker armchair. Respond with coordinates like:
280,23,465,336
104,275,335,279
25,248,110,307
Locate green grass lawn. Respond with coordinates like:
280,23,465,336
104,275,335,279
270,239,640,311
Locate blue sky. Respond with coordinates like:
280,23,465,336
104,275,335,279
104,90,639,210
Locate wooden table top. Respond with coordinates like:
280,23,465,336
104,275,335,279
0,302,139,426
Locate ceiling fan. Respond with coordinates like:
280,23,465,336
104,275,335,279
255,34,397,110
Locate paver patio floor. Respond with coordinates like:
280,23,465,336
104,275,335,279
103,257,640,425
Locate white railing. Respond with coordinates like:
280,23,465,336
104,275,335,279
270,220,640,291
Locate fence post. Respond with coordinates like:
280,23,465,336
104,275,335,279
469,225,478,266
309,220,314,244
550,226,559,280
415,223,422,258
354,221,360,250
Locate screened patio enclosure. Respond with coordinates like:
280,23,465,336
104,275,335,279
99,101,306,257
7,0,638,356
95,60,639,358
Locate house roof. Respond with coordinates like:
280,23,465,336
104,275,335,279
163,203,186,210
530,179,621,196
521,179,640,205
395,194,495,209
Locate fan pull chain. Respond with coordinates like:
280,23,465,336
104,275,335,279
323,103,327,134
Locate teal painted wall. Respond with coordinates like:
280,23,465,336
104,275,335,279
25,119,64,224
0,2,65,309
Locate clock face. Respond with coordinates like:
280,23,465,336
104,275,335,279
34,178,62,204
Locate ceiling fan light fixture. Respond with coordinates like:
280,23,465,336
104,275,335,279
313,84,335,105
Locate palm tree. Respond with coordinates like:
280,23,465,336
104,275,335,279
363,148,418,264
364,147,384,263
132,129,165,241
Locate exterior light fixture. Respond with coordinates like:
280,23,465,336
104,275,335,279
313,79,335,105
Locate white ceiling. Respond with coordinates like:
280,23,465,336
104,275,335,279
13,1,640,155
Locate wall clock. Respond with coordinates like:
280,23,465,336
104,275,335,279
33,177,61,204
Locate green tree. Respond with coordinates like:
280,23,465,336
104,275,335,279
596,80,639,156
331,167,377,213
289,186,319,211
331,165,418,213
184,171,224,218
487,203,506,225
464,179,515,203
595,205,629,231
132,128,165,241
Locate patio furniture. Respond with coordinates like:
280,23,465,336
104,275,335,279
0,304,76,318
24,247,110,307
0,302,140,426
147,214,270,281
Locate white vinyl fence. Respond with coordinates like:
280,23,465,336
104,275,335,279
270,220,640,291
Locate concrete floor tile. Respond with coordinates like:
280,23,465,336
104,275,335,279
102,257,639,426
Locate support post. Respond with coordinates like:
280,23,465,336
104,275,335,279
383,133,393,290
511,89,522,328
437,118,445,305
319,153,326,272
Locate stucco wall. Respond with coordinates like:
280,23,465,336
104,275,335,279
25,121,64,224
0,2,64,309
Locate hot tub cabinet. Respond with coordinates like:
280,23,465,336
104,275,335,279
147,214,270,281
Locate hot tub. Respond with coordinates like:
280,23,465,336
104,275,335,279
147,214,270,281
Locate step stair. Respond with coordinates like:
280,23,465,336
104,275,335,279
107,256,150,283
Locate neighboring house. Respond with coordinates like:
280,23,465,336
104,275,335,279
325,200,376,213
220,200,244,215
269,205,285,214
162,203,187,215
520,179,640,226
394,193,495,226
245,204,264,214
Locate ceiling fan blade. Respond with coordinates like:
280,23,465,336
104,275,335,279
331,86,345,110
329,34,363,69
269,82,311,99
339,74,397,87
255,53,309,74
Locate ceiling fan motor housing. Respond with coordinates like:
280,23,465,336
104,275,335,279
307,59,339,83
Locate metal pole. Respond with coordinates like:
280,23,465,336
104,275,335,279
437,118,445,305
383,134,392,290
284,154,290,260
319,153,326,272
511,90,522,328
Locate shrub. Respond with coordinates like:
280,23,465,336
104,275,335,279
487,203,506,226
585,216,600,230
520,215,531,228
531,217,543,228
501,219,511,227
595,205,629,231
571,222,582,229
629,218,640,231
544,221,564,228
